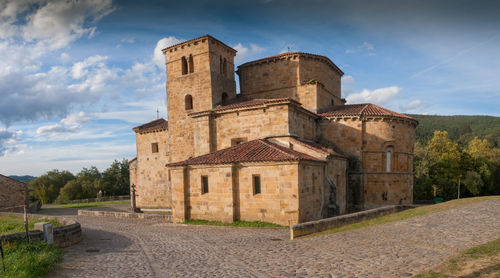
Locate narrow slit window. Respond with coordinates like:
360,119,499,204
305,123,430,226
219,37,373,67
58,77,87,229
151,143,159,153
386,148,392,172
185,94,193,110
201,176,209,194
253,175,261,195
223,58,227,76
188,54,194,73
221,92,228,105
181,56,188,75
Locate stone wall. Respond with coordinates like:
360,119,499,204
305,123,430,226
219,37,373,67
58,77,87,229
319,117,416,210
169,162,306,226
165,36,236,163
0,175,27,213
237,53,342,113
238,56,299,99
134,129,171,209
290,205,416,239
0,213,82,248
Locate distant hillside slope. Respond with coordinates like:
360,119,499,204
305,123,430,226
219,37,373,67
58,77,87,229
8,175,37,182
410,114,500,147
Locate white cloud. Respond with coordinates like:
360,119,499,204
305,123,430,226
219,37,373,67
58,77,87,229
346,86,401,105
120,38,135,43
60,52,72,63
37,112,91,135
71,55,107,79
61,112,91,128
0,129,21,156
345,41,376,56
233,43,265,63
153,36,184,68
400,99,425,111
342,75,355,84
21,0,115,51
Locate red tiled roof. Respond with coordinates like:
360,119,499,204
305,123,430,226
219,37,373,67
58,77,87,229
133,118,168,133
318,104,415,121
189,98,304,116
167,139,324,167
289,138,348,159
237,52,344,75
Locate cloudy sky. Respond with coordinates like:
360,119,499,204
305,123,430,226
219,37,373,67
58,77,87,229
1,0,499,176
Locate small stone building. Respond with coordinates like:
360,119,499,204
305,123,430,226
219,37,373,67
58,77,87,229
130,35,417,225
0,174,28,213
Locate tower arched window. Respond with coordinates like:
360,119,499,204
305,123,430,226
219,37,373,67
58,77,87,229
221,92,228,105
181,56,188,75
386,148,393,172
331,99,334,106
219,56,223,73
185,94,193,110
188,54,194,73
223,58,227,77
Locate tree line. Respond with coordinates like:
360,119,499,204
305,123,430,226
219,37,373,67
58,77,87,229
414,130,500,200
29,159,130,204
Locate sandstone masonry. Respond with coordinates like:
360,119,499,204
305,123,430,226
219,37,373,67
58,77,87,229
130,35,417,226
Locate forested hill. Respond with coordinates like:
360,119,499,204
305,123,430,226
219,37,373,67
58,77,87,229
8,175,37,182
410,114,500,147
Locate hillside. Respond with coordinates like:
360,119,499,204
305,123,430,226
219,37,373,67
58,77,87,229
410,114,500,147
8,175,37,182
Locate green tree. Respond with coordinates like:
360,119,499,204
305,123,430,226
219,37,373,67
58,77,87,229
463,171,484,196
29,170,75,204
101,159,130,196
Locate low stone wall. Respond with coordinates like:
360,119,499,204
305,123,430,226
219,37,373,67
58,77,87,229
0,213,82,247
78,209,172,222
290,205,416,239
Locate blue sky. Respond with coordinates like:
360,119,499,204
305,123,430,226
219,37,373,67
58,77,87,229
1,0,499,176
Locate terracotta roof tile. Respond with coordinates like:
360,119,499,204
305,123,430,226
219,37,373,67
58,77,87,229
237,52,344,75
318,103,415,121
133,118,168,133
189,97,302,116
289,138,348,159
167,139,324,167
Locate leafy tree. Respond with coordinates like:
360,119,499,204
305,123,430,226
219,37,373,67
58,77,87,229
463,171,483,196
29,170,75,204
101,159,130,196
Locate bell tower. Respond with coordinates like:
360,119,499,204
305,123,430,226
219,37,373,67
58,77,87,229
162,35,237,162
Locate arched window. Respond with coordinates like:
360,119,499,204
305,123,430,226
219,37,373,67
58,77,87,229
331,99,335,106
223,58,227,76
185,94,193,110
386,148,393,172
188,54,194,73
219,56,223,73
221,92,228,105
181,56,188,75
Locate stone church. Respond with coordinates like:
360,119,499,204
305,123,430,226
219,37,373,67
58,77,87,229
130,35,417,226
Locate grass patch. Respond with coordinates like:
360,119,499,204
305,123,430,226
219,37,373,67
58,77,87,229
315,196,499,237
55,200,129,209
184,219,284,228
0,240,63,278
414,238,500,277
0,215,59,235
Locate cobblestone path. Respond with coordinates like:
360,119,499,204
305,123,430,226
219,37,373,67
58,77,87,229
51,199,500,277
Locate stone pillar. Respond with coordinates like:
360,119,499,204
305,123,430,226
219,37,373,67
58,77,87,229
170,167,188,223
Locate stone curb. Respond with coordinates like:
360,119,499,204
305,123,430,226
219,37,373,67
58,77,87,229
0,212,82,247
290,205,416,239
78,209,172,222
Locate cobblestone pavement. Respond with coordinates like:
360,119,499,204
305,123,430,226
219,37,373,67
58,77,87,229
50,199,500,277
